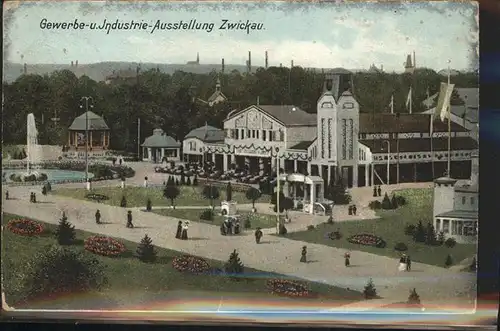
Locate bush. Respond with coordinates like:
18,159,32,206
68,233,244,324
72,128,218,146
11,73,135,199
444,237,456,248
368,200,382,210
391,195,398,209
394,242,408,252
363,278,377,300
437,231,446,245
163,185,180,208
244,215,252,229
146,199,152,212
224,249,244,277
54,214,76,245
21,246,107,302
412,220,426,243
307,225,315,231
396,195,406,206
326,179,351,205
136,234,157,263
381,193,393,209
120,195,127,208
278,224,288,235
425,222,437,245
245,187,262,209
404,224,416,236
444,254,453,267
200,209,214,221
407,288,421,305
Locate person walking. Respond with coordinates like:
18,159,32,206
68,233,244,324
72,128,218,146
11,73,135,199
348,205,353,215
5,190,9,200
126,210,134,228
352,205,357,216
344,252,351,267
406,255,412,271
377,185,382,197
234,220,241,235
181,221,189,240
398,254,407,272
95,209,101,224
30,192,34,203
175,221,183,239
300,246,307,263
373,186,377,197
254,227,263,244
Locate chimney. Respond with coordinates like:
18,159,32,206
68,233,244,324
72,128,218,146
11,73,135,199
76,60,78,67
71,61,74,67
221,58,225,74
23,63,27,74
265,51,268,69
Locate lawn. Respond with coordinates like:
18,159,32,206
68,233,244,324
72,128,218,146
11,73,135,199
284,189,477,267
2,213,363,310
151,208,278,229
52,185,268,208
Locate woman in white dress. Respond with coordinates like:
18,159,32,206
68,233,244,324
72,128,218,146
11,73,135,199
181,221,189,240
398,254,407,271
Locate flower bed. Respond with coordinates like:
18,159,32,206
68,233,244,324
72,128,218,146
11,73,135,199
7,218,44,236
266,279,310,297
85,193,110,202
172,255,211,274
84,235,126,257
348,233,387,248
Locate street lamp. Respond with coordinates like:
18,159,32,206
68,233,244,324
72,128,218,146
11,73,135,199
382,140,390,185
80,96,94,187
275,147,281,235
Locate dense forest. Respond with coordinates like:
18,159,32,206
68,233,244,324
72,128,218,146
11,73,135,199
2,66,477,152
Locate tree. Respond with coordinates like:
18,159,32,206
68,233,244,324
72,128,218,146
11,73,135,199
21,246,107,302
226,182,233,201
425,222,437,245
54,214,76,245
271,190,285,213
326,179,351,205
41,185,47,195
224,249,244,277
163,185,180,209
407,288,421,305
381,193,393,209
437,231,445,245
120,195,127,208
136,234,157,263
202,185,220,208
282,197,294,218
413,220,426,243
245,187,261,210
363,278,377,299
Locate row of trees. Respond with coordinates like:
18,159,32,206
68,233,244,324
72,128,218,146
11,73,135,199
3,67,477,152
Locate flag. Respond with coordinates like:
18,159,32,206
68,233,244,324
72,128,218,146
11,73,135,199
389,95,394,114
405,87,412,113
435,82,455,122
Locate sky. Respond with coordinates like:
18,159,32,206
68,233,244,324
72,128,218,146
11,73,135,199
3,1,479,71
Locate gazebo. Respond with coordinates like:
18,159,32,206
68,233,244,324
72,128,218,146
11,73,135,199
278,173,326,214
142,129,181,163
68,111,110,152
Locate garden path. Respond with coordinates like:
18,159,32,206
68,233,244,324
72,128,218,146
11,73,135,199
3,184,475,311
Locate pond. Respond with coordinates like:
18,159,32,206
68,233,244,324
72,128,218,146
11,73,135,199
3,169,94,183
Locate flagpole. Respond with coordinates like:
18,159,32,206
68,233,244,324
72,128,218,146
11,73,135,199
430,114,435,179
409,87,412,114
447,60,451,177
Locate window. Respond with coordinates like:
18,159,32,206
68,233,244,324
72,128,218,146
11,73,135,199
240,129,244,138
442,219,450,234
262,130,266,141
462,196,466,205
247,129,251,138
251,130,255,138
256,130,259,139
463,221,477,236
470,197,475,205
269,130,274,142
235,130,239,139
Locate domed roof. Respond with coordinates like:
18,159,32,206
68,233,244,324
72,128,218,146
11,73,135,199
68,111,109,131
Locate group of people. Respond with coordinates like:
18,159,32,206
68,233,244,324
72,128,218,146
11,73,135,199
372,185,383,197
220,217,241,235
348,205,357,215
175,220,189,240
111,157,124,166
398,253,412,271
29,192,37,203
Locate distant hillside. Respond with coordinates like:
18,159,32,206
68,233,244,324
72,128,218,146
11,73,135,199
3,61,370,83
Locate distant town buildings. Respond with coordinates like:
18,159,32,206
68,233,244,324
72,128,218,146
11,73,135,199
404,51,416,74
104,67,139,85
196,75,228,107
186,53,200,65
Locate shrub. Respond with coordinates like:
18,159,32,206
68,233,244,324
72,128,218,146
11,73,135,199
136,234,157,263
444,237,457,248
278,224,288,235
396,195,406,206
307,225,315,231
163,185,180,208
425,222,437,246
244,215,252,229
21,246,107,302
325,179,351,205
368,200,382,210
120,195,127,208
444,254,453,267
224,249,244,277
200,209,214,221
391,195,398,209
412,220,426,243
381,193,393,209
363,278,377,300
146,198,152,212
186,177,192,186
404,224,416,236
437,231,446,245
394,242,408,252
54,214,76,245
407,288,421,305
245,187,262,209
